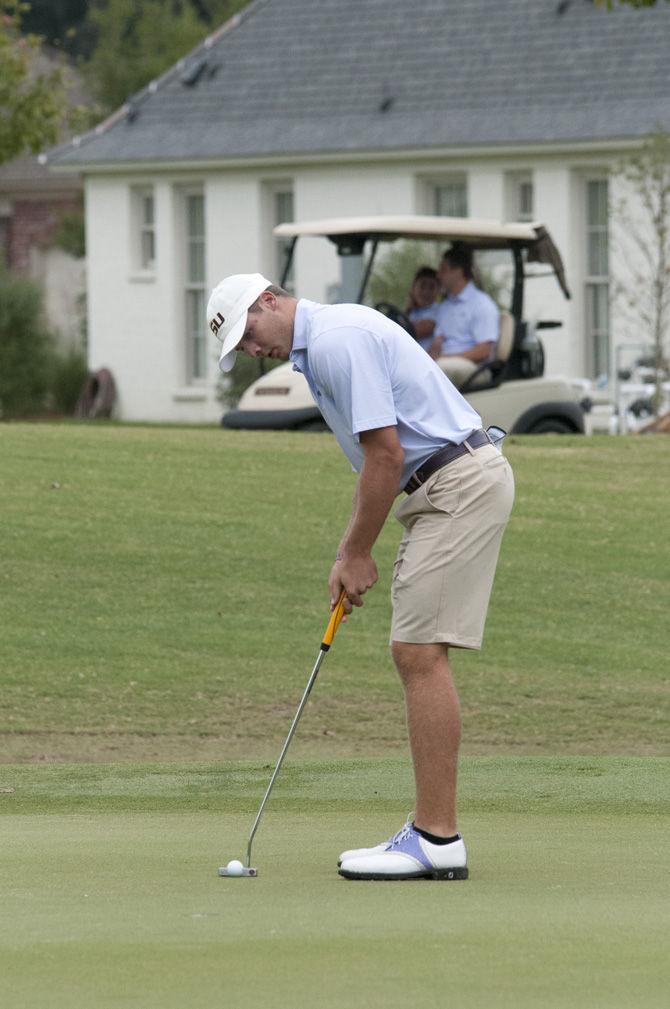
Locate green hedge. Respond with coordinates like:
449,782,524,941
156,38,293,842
0,270,52,418
0,270,89,419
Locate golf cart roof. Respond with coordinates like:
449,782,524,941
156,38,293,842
276,214,541,244
274,214,570,298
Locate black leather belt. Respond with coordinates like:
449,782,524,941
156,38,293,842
404,429,492,495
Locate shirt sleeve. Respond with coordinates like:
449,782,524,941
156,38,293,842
471,293,500,345
434,301,449,339
309,327,398,438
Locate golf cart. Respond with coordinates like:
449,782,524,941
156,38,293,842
222,215,592,434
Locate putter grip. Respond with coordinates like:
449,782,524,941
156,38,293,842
321,590,347,650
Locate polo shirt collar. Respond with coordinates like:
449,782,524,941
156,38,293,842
289,298,312,371
450,281,476,303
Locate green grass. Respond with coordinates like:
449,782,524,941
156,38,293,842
1,759,668,1009
1,424,669,761
1,756,668,815
2,424,669,1006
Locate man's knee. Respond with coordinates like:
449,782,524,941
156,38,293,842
391,640,449,681
437,357,477,386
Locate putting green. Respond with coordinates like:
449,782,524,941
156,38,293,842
1,758,668,1008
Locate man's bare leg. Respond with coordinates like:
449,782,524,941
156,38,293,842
391,640,461,837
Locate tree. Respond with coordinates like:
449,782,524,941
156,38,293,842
369,242,441,310
81,0,247,111
611,129,670,417
595,1,670,8
0,1,64,164
19,0,94,59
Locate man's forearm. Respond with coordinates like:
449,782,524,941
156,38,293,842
337,484,359,556
415,318,435,339
441,341,494,363
329,427,404,609
340,448,403,557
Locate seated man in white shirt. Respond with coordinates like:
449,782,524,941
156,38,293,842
430,243,499,387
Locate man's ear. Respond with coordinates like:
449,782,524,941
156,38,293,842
259,290,277,310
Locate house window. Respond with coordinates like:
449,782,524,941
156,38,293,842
132,187,155,271
272,185,294,291
184,191,206,382
433,176,468,218
585,178,610,379
508,173,534,222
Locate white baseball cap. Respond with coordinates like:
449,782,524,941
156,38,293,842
207,273,272,372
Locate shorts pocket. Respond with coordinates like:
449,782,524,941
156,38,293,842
483,452,508,470
392,540,408,583
423,468,461,516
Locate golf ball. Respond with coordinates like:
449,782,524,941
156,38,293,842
226,859,244,876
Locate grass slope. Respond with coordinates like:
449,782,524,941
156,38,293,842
1,424,668,761
1,758,668,1009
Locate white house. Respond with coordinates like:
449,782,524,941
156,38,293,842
48,0,670,423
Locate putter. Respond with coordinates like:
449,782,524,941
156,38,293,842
218,589,348,878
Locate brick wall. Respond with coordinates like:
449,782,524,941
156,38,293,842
7,197,81,272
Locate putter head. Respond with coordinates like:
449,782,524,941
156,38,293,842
218,865,258,877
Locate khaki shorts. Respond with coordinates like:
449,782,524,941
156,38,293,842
390,443,514,648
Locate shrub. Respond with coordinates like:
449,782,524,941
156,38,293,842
0,270,52,418
50,346,89,414
53,208,86,259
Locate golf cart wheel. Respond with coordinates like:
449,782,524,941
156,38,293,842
529,417,575,434
297,418,329,432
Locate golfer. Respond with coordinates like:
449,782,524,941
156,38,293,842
208,273,514,881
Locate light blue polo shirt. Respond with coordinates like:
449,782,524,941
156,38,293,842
289,300,482,491
435,282,499,355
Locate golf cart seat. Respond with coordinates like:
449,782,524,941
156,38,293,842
452,310,515,394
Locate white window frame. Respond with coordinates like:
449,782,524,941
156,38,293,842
263,180,295,291
131,186,156,274
584,176,610,380
182,188,207,385
506,172,534,222
432,174,469,218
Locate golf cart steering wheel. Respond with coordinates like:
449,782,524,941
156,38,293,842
374,302,417,341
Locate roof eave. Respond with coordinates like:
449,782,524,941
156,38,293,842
46,134,649,177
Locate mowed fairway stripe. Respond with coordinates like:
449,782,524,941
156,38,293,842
1,426,669,761
1,760,669,1009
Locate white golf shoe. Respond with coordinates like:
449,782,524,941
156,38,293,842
337,815,413,867
338,821,468,880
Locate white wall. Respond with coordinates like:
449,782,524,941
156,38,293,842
526,165,575,377
608,169,662,373
29,245,86,350
87,175,222,422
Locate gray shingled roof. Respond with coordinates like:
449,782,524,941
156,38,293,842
50,0,670,167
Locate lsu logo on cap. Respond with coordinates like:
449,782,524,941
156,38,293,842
210,312,225,336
